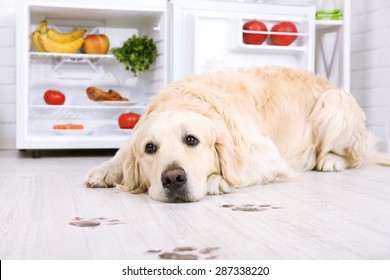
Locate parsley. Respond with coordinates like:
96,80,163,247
111,35,158,76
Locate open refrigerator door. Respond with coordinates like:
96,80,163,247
16,0,168,154
170,0,315,81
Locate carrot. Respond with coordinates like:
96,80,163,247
53,124,84,130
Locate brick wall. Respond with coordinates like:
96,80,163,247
350,0,390,150
0,1,16,149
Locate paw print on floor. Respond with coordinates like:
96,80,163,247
220,204,282,212
146,246,220,260
69,217,125,227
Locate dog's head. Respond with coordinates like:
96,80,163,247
120,110,225,202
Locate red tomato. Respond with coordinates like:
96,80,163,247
243,20,267,45
44,90,65,105
118,113,141,129
270,21,298,46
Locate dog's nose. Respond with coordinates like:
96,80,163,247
161,167,187,190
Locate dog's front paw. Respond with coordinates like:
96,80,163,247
84,163,122,188
206,174,232,195
316,153,346,172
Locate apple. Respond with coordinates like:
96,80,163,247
82,34,110,54
270,21,298,46
243,20,267,45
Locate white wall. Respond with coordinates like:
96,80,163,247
0,0,389,150
350,0,390,150
0,0,16,149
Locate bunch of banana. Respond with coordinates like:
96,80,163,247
31,20,86,53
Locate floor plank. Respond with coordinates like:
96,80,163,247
0,150,389,259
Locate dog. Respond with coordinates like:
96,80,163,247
85,66,387,203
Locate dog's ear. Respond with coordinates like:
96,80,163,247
117,140,149,194
214,125,296,187
214,126,244,187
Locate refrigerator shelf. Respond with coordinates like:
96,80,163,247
29,105,146,119
28,119,133,140
30,51,120,79
30,51,115,60
29,104,145,109
22,134,131,149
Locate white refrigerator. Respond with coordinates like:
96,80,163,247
15,0,315,156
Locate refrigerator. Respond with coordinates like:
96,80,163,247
15,0,315,156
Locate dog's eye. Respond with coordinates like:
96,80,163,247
184,135,199,147
145,143,158,154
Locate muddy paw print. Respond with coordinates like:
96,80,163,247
146,246,220,260
69,217,125,227
220,204,282,212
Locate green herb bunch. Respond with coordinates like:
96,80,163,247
111,35,158,76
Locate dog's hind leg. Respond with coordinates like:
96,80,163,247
310,89,375,171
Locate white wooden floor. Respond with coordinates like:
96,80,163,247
0,149,389,260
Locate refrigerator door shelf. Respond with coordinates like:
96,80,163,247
233,17,310,52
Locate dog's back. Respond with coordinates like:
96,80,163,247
149,66,387,171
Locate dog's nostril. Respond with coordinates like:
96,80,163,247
162,177,172,185
176,174,186,183
161,167,187,190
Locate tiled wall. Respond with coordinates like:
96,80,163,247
0,0,389,150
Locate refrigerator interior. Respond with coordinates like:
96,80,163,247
17,1,167,150
171,0,315,81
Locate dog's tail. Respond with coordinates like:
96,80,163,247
369,152,390,166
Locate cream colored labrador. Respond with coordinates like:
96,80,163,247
85,66,387,202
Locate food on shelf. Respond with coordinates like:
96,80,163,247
118,113,141,129
86,86,129,101
53,124,84,130
31,21,49,52
270,21,298,46
47,27,86,43
82,34,110,54
31,20,86,53
39,33,84,53
242,19,268,45
316,9,343,20
111,35,157,76
44,89,65,105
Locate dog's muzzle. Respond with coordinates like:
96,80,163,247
161,167,190,203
